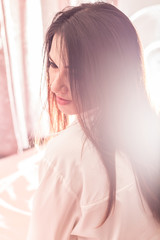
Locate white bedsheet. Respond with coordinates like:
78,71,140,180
0,148,44,240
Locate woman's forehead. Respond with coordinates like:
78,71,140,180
49,34,68,67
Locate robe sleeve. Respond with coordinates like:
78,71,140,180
27,160,81,240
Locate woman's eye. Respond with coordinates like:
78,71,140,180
48,60,58,69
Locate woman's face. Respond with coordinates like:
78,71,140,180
48,35,77,115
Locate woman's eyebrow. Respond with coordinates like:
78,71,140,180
48,54,69,69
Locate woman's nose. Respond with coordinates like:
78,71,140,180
50,72,68,95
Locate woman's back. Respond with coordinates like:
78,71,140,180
27,121,160,240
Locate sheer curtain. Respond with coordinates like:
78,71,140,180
0,0,44,157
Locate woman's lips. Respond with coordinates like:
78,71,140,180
56,96,72,105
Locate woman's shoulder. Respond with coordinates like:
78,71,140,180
40,119,109,204
39,121,85,195
45,120,85,162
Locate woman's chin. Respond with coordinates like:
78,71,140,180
57,102,77,115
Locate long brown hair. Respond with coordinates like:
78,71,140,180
44,2,160,223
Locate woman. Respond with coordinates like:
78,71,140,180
27,2,160,239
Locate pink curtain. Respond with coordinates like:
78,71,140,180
0,0,28,157
0,26,18,158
